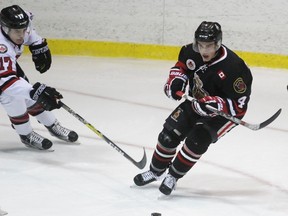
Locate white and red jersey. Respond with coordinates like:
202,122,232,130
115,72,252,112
0,11,43,97
0,10,56,136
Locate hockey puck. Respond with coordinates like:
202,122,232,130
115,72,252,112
151,213,161,216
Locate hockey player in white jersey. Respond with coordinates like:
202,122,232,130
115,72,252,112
0,5,78,150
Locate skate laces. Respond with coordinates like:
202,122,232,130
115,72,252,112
141,171,157,181
29,131,44,144
50,121,70,136
162,174,177,189
141,170,164,181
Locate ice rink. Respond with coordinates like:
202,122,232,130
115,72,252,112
0,55,287,216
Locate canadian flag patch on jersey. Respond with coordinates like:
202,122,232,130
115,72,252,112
0,44,8,53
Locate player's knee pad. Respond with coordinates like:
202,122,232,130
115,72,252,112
158,128,181,149
185,122,217,155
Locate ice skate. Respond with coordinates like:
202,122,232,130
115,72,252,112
46,120,78,142
159,174,177,195
134,170,164,186
20,131,53,150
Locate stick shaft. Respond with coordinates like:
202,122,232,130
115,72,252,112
59,101,147,169
176,91,281,130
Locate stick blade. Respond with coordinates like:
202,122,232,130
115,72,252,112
133,147,147,169
258,108,282,130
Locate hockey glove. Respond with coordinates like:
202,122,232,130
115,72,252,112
29,39,52,73
30,82,63,111
164,67,188,100
191,96,227,117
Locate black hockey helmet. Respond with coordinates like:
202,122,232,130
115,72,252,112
0,5,29,29
193,21,222,52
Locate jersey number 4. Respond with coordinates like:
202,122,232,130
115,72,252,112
237,96,247,109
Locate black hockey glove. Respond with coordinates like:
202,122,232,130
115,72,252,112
30,82,63,111
164,67,188,100
29,39,52,73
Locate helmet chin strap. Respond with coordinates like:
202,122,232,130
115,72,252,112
0,27,22,46
209,47,223,63
215,40,222,50
1,26,9,34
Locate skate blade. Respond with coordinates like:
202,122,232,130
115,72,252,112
32,148,55,152
53,140,81,145
157,193,173,200
25,145,55,152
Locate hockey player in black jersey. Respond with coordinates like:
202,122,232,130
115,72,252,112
134,21,253,195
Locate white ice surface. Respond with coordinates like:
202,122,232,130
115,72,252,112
0,56,287,216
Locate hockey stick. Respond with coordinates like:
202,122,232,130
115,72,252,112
59,101,147,169
176,91,282,131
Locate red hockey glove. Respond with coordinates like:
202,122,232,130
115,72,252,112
164,67,188,100
191,96,227,117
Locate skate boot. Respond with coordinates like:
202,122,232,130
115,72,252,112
134,170,164,186
20,131,53,150
159,173,178,195
46,120,78,142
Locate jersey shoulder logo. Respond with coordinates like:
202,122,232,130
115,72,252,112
217,70,226,80
0,44,8,54
186,59,196,70
233,77,247,93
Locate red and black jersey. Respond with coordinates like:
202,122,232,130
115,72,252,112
173,43,253,118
